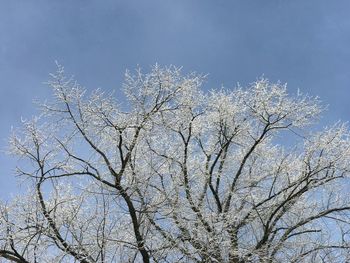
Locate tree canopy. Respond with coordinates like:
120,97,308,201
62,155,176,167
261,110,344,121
1,65,350,262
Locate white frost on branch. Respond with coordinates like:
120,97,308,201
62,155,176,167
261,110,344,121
2,65,350,263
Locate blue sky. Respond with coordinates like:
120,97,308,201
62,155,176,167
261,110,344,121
1,0,350,198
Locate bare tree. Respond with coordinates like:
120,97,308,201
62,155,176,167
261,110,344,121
1,64,350,262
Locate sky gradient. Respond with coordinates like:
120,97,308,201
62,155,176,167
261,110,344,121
1,0,350,198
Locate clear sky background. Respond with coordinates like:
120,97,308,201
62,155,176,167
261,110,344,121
1,0,350,199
